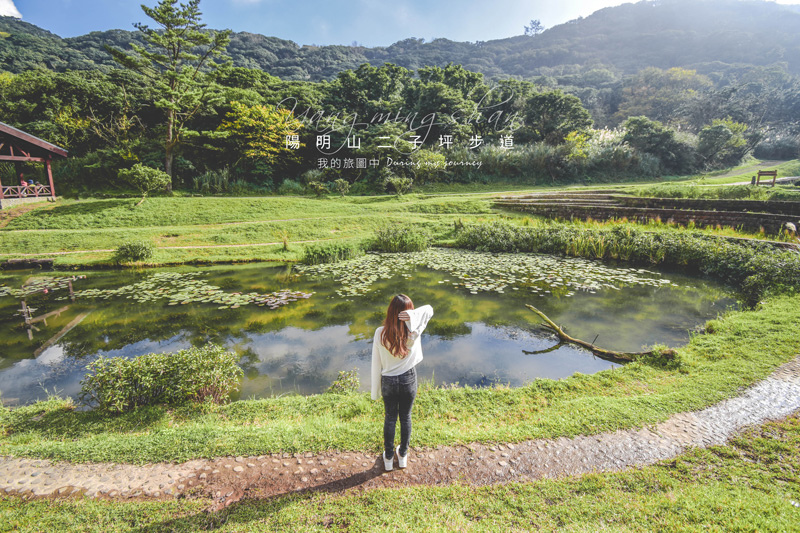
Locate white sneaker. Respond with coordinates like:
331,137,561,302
383,451,394,471
396,445,408,469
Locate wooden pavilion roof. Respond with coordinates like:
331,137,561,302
0,121,68,162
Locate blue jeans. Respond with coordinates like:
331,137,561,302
382,367,417,459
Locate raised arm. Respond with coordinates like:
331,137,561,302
403,305,433,343
370,329,382,401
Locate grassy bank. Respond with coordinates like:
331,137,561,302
0,196,496,266
634,182,800,201
1,293,798,463
1,414,797,531
695,159,800,185
2,195,794,267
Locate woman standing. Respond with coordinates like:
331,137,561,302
371,294,433,471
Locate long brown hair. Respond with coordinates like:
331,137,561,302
381,294,414,358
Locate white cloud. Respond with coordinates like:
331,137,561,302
0,0,21,18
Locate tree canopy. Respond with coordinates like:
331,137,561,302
107,0,231,183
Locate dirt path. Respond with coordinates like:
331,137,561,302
2,355,799,508
706,159,786,181
728,176,800,186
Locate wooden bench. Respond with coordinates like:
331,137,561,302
755,170,778,186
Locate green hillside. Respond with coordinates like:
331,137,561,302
3,0,800,81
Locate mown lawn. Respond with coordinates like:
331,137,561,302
0,195,498,264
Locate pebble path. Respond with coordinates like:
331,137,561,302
2,355,799,505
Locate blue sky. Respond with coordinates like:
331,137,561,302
3,0,793,47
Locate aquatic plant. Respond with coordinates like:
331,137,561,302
455,222,800,305
0,276,85,299
368,225,431,253
295,248,674,298
66,271,311,310
326,369,360,394
301,242,364,265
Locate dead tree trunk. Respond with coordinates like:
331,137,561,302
525,304,675,364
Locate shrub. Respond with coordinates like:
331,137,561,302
369,225,431,253
384,175,413,196
754,133,800,160
114,240,155,263
301,242,364,265
192,168,231,194
275,229,290,251
79,345,243,413
118,163,171,204
326,369,360,394
306,180,330,197
409,149,447,184
333,178,351,197
300,169,324,185
278,179,304,195
623,116,697,174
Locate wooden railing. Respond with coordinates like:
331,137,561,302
0,185,53,199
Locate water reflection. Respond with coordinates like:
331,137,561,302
0,253,736,405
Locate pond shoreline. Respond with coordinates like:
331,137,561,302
3,281,795,465
3,249,730,404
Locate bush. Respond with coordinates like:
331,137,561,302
118,163,171,202
79,344,243,413
301,242,364,265
383,175,413,196
278,179,304,195
369,225,431,253
326,369,360,394
306,180,330,197
192,168,231,194
114,240,155,263
754,133,800,160
333,178,351,197
623,116,697,174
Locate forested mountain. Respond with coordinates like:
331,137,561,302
2,0,800,81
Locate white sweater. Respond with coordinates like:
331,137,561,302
370,305,434,401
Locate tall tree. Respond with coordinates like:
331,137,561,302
524,19,544,36
218,101,304,168
521,90,593,145
613,68,712,126
108,0,231,186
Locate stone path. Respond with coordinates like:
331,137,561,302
2,356,799,507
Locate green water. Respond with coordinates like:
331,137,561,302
0,249,735,406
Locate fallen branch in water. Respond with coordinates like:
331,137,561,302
525,304,675,364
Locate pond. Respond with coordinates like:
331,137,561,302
0,249,736,406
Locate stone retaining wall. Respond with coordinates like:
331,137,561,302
619,197,800,216
495,203,799,234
